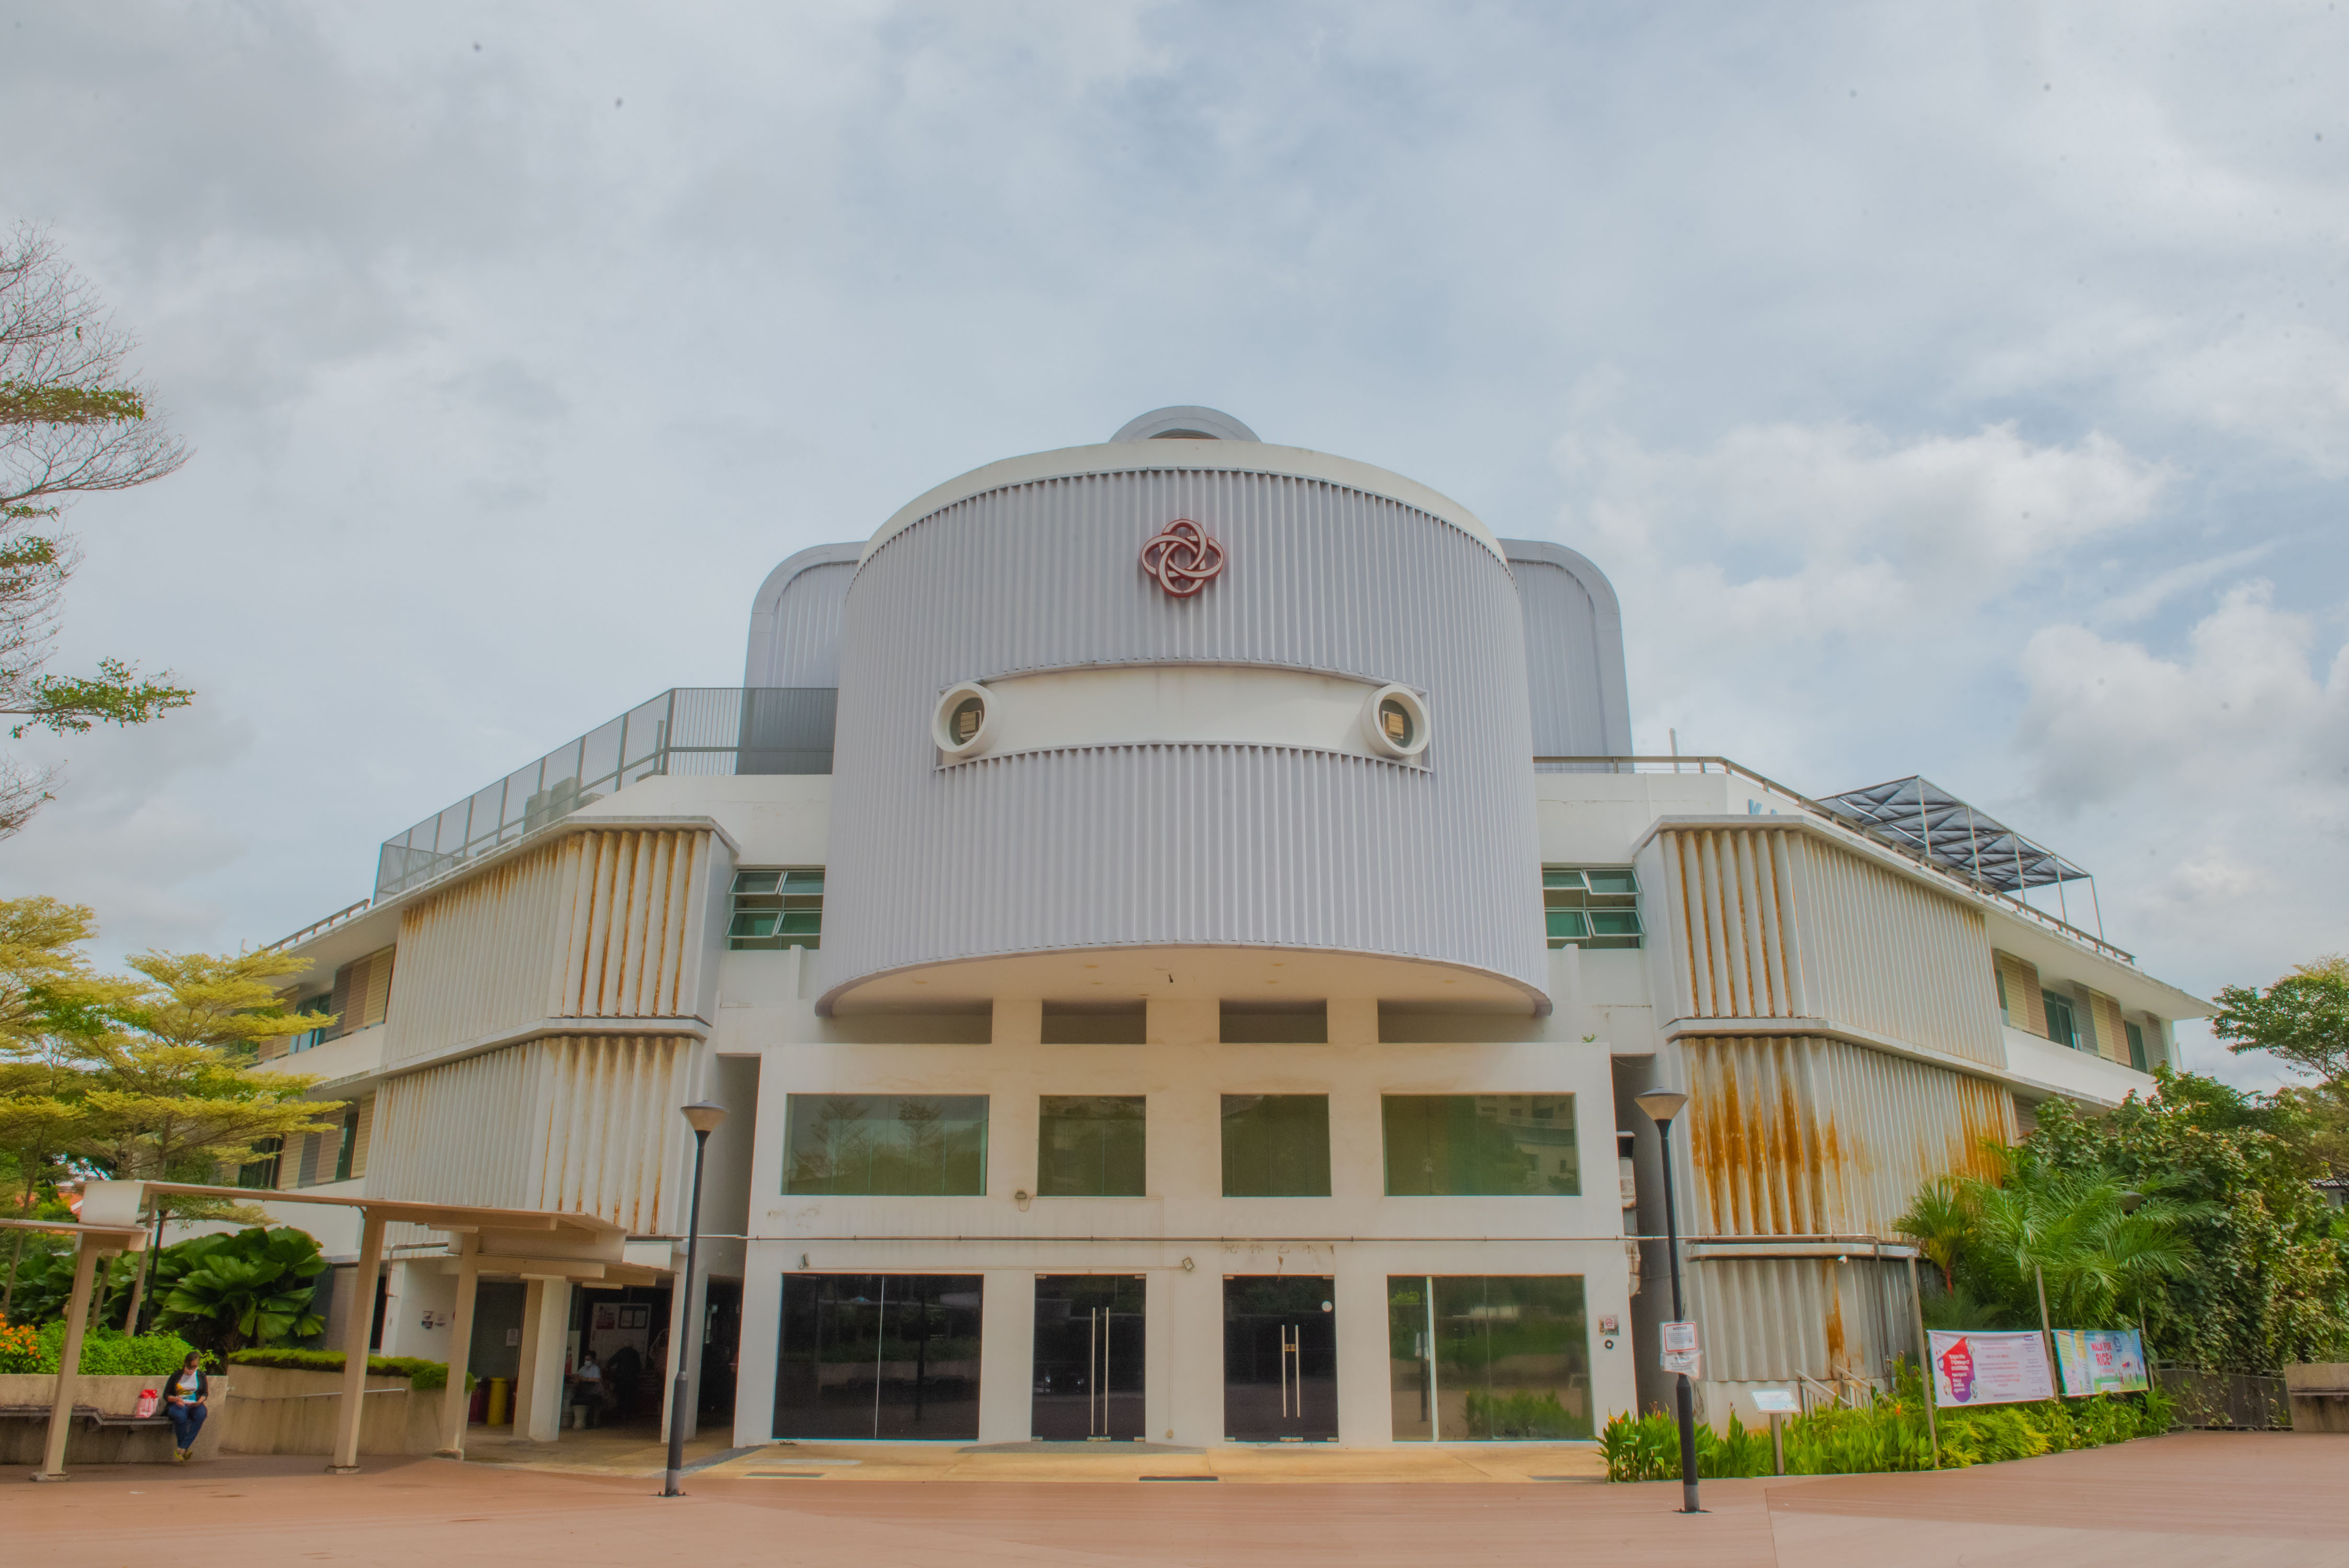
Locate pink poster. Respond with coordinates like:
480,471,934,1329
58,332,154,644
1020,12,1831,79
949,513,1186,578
1929,1329,2056,1407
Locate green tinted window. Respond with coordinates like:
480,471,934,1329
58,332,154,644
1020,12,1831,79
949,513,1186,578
1388,1275,1591,1440
1037,1096,1146,1197
2125,1020,2147,1071
784,1094,987,1195
1383,1095,1578,1195
731,868,823,950
1541,866,1641,950
1220,1095,1330,1197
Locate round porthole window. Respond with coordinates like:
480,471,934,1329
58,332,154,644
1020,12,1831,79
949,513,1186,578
1361,684,1431,760
932,682,993,759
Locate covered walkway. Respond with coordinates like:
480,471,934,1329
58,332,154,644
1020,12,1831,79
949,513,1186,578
68,1180,668,1478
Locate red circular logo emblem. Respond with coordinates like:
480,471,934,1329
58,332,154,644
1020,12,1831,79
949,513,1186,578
1140,518,1225,598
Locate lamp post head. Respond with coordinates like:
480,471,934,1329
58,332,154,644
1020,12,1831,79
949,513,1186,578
680,1101,728,1137
1634,1089,1689,1127
2119,1190,2145,1215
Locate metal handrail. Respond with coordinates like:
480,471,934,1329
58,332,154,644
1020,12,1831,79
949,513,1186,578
1533,754,2136,966
263,899,372,954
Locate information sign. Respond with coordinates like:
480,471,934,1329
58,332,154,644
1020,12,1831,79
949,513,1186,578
1660,1320,1701,1376
2054,1329,2149,1396
1928,1329,2055,1408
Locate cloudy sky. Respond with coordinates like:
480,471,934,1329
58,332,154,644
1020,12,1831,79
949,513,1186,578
2,3,2342,1088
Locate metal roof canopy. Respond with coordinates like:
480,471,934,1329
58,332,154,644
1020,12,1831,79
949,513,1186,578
1818,775,2090,895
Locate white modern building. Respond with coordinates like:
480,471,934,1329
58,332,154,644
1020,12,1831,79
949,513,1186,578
244,407,2208,1450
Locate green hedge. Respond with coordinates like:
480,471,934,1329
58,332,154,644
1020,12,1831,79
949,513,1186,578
225,1347,475,1391
1603,1364,2174,1481
0,1323,211,1377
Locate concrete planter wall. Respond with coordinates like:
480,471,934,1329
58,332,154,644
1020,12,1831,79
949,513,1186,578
213,1365,446,1456
0,1372,230,1465
2285,1364,2349,1434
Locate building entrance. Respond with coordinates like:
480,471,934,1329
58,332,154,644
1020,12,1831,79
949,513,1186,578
1223,1276,1337,1442
1031,1275,1145,1440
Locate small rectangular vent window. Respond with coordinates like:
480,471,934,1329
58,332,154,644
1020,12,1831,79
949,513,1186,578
731,868,823,950
1543,866,1642,949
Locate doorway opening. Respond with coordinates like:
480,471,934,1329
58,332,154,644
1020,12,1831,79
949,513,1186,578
1223,1275,1337,1442
1031,1275,1144,1440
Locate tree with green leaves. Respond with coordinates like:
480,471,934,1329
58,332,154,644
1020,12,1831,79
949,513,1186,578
0,225,194,837
1909,1071,2349,1371
2212,956,2349,1083
69,947,342,1327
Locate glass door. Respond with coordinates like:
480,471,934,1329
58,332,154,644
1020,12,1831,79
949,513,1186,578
1031,1275,1145,1440
1223,1276,1337,1442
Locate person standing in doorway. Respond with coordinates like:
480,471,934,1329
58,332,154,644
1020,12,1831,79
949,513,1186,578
165,1352,209,1462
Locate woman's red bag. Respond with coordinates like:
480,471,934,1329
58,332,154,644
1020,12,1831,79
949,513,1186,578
134,1389,160,1419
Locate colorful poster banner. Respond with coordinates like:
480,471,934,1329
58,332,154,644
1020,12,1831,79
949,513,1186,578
2054,1328,2149,1396
1929,1329,2055,1408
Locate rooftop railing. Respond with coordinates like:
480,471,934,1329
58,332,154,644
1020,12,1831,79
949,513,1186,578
1534,755,2135,967
372,687,836,902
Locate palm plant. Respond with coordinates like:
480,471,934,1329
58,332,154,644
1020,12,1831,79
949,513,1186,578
153,1227,327,1354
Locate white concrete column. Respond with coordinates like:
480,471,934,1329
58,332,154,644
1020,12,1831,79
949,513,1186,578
1333,1253,1390,1447
731,1248,782,1448
1326,997,1378,1047
991,997,1041,1046
32,1236,103,1481
512,1278,545,1435
435,1237,481,1457
327,1212,387,1473
1147,997,1215,1047
974,1270,1031,1443
519,1277,570,1442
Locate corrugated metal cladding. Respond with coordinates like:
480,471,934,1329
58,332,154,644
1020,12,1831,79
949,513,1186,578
1683,1034,2015,1240
367,1034,697,1233
744,542,861,687
1501,539,1632,757
385,826,720,1068
1660,826,2004,1067
1688,1254,1917,1385
822,465,1546,1003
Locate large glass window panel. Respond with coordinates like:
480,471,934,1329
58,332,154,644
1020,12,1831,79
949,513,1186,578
1036,1096,1146,1197
1387,1275,1592,1442
773,1274,983,1439
1220,1095,1331,1197
783,1095,987,1195
1383,1096,1579,1196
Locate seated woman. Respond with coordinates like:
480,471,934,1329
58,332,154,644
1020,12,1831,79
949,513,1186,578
164,1352,210,1462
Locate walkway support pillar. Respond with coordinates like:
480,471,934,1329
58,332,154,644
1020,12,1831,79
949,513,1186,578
327,1210,387,1473
435,1235,482,1458
30,1235,102,1482
519,1276,570,1442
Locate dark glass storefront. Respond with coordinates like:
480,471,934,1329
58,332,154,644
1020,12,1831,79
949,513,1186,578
1031,1275,1145,1440
1224,1275,1337,1442
1387,1275,1591,1440
773,1273,983,1439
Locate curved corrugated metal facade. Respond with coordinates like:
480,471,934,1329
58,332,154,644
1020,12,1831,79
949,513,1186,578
819,458,1546,1008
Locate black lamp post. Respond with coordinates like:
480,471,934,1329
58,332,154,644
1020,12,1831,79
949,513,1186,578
662,1100,728,1498
1634,1088,1700,1516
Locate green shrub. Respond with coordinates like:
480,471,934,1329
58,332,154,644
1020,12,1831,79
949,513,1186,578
225,1347,474,1391
0,1322,211,1376
1599,1408,1774,1480
1604,1360,2174,1481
